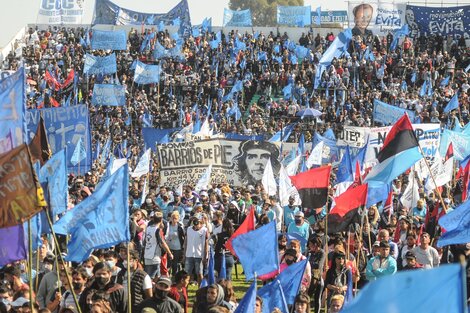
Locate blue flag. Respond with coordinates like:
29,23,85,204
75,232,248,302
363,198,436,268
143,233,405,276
273,259,307,305
341,264,466,313
419,80,427,97
0,68,25,146
269,123,296,142
25,213,43,251
234,280,257,313
283,84,292,100
441,76,451,87
134,61,161,85
337,146,353,183
39,149,68,216
444,93,459,113
207,246,216,285
319,28,352,66
70,137,86,166
437,200,470,247
54,165,130,262
219,251,227,280
314,6,321,25
83,53,117,75
411,72,417,83
232,221,279,280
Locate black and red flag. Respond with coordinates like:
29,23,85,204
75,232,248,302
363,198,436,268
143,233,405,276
290,165,331,209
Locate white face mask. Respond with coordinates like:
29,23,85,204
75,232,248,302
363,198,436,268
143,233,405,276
105,261,116,269
85,267,93,277
146,199,153,205
43,263,53,272
122,261,127,268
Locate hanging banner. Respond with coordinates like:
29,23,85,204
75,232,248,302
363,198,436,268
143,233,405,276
91,84,126,106
25,105,91,174
337,126,370,148
277,6,312,26
91,30,127,51
157,139,280,187
92,0,192,36
405,5,470,39
348,1,406,36
223,9,253,27
373,99,415,125
37,0,84,24
365,124,440,165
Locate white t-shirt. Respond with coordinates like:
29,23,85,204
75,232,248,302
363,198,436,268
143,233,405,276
185,226,207,258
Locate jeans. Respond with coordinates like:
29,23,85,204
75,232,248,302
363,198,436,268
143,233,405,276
144,263,160,279
168,249,183,275
215,254,235,281
185,257,203,276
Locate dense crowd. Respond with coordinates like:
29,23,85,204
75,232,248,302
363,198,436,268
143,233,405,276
0,21,469,313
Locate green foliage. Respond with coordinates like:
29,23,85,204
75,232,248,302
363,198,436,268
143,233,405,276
229,0,304,26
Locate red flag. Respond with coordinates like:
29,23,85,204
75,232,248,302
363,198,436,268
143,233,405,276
225,207,255,256
60,69,75,90
393,222,401,243
330,184,368,217
50,97,60,108
462,161,470,201
445,143,454,162
45,70,61,91
383,190,394,220
290,166,331,209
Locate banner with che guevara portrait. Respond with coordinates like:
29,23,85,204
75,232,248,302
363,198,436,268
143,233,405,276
157,139,281,187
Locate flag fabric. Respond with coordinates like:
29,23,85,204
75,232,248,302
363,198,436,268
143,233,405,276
441,76,451,87
39,149,68,217
419,80,427,97
400,171,420,209
29,116,51,166
306,141,323,168
70,137,86,166
319,28,352,67
0,225,27,266
336,146,353,183
219,251,227,280
131,148,151,178
365,114,422,184
289,166,331,209
45,70,61,91
258,279,289,313
232,220,279,280
195,164,212,192
314,6,321,25
279,164,302,207
0,68,25,147
54,165,130,262
262,159,277,196
234,280,256,313
0,144,46,227
0,130,13,154
207,246,216,285
330,184,368,217
437,200,470,247
341,264,466,313
269,123,296,142
444,93,459,113
225,208,255,256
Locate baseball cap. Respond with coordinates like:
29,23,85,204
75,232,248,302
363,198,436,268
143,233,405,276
156,276,172,288
405,251,416,259
373,241,381,247
294,211,304,217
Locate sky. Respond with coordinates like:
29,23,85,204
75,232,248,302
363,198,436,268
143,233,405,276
0,0,351,48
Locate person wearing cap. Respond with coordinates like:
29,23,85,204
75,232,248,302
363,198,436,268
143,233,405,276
116,250,153,311
325,246,352,304
365,240,397,281
136,276,182,313
184,214,209,285
402,251,423,271
287,211,311,252
397,232,417,270
411,232,440,269
78,262,128,313
143,211,174,279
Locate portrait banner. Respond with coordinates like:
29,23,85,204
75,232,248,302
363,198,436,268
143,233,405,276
348,1,406,37
405,5,470,39
157,139,280,187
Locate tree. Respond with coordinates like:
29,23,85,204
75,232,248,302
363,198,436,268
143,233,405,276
229,0,305,27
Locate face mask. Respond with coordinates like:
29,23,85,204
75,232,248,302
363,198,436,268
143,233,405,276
155,289,168,299
43,264,53,273
85,267,93,277
146,199,153,205
285,258,295,265
105,261,115,269
295,218,302,224
95,276,109,287
278,243,287,250
72,282,84,290
122,261,128,268
1,298,10,306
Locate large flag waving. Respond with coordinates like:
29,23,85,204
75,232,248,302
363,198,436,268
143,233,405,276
0,144,46,228
232,220,279,280
54,165,130,262
365,114,422,184
39,149,68,217
437,200,470,247
225,205,256,255
341,264,466,313
290,166,331,208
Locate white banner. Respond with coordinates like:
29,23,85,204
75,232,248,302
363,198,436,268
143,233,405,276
348,1,406,37
365,124,440,165
337,126,370,148
37,0,84,24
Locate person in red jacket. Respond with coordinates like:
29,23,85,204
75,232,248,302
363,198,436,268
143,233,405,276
168,271,189,313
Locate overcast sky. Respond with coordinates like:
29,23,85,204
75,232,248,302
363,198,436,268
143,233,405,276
0,0,353,47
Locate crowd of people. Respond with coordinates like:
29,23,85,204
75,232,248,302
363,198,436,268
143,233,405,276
0,16,469,313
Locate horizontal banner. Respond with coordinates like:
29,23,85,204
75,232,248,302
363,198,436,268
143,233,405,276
157,139,280,187
83,53,117,75
91,30,127,50
91,84,126,106
37,0,84,24
373,99,415,125
223,8,252,27
277,5,312,26
348,1,406,36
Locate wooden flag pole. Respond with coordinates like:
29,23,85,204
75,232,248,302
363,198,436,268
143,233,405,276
127,245,132,313
322,190,330,313
35,246,40,291
27,220,34,313
45,210,82,313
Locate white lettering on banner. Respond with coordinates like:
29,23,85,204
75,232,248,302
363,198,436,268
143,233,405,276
348,1,406,36
37,0,83,24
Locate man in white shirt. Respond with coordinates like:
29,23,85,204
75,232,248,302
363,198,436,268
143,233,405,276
184,215,209,284
412,232,440,269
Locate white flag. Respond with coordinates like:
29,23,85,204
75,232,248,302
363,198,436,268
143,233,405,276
175,123,193,140
195,164,212,192
195,118,213,137
400,171,420,209
306,141,324,169
262,158,277,196
286,155,301,176
279,164,301,206
425,156,453,191
111,158,128,174
132,148,151,178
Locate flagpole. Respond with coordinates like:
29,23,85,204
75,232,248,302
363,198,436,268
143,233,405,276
45,210,82,313
417,146,448,213
27,220,34,313
35,246,41,291
323,192,330,313
364,212,372,253
127,245,132,313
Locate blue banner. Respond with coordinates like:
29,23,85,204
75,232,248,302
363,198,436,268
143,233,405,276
83,53,117,75
223,8,252,27
92,84,126,106
277,5,311,26
142,127,182,151
224,133,264,141
373,99,415,125
93,0,192,37
440,129,470,161
0,68,25,147
312,10,348,24
91,30,127,50
405,5,470,39
38,150,68,217
54,165,130,262
134,61,161,85
26,105,91,174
